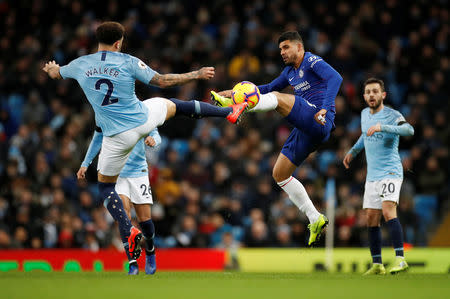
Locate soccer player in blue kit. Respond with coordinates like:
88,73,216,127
77,127,161,275
343,78,414,275
43,21,247,263
212,31,343,246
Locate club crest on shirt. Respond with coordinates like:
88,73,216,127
138,60,147,69
299,69,304,78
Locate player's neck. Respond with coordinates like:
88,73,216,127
294,51,305,69
370,103,384,114
98,44,119,52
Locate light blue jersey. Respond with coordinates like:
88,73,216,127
60,51,156,136
349,106,414,181
81,128,161,178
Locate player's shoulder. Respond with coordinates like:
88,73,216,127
281,66,293,75
68,54,92,64
304,52,324,67
384,106,405,123
361,107,370,116
384,106,402,117
384,105,399,113
123,54,149,70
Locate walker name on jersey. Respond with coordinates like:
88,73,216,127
85,66,120,78
294,80,311,92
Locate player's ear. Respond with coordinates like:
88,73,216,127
114,37,123,51
114,40,120,50
382,91,387,99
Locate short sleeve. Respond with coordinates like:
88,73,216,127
59,59,80,80
129,56,156,84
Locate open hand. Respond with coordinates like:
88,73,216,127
42,60,61,79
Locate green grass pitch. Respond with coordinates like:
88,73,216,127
1,272,449,299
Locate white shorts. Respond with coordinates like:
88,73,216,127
115,175,153,204
98,97,167,176
363,178,403,210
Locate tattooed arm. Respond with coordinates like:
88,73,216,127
149,67,215,88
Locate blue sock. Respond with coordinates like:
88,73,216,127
99,182,132,243
139,220,155,255
169,98,232,118
387,218,404,257
368,226,382,264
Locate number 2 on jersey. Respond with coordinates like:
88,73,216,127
95,79,118,106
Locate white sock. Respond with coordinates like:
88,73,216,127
251,92,278,112
277,176,321,223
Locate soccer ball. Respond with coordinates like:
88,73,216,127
231,81,260,109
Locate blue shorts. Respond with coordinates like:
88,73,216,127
281,96,334,166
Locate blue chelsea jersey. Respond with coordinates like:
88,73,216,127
60,51,156,136
361,107,405,181
258,52,343,115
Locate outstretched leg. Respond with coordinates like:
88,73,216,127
167,98,247,124
212,91,295,116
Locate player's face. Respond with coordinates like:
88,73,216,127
364,83,386,109
279,40,302,66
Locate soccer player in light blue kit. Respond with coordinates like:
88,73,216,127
77,127,161,275
42,21,247,263
212,31,343,246
343,78,414,275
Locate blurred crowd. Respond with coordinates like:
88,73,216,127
0,0,448,254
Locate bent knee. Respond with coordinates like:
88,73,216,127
165,100,176,120
272,168,290,183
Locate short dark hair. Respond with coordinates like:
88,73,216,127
278,31,303,45
96,21,124,45
363,77,385,92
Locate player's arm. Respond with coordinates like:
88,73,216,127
343,134,364,169
144,128,162,147
380,121,414,136
257,72,290,94
77,128,103,179
149,67,215,88
42,60,62,80
310,58,343,115
367,122,415,137
367,112,414,137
